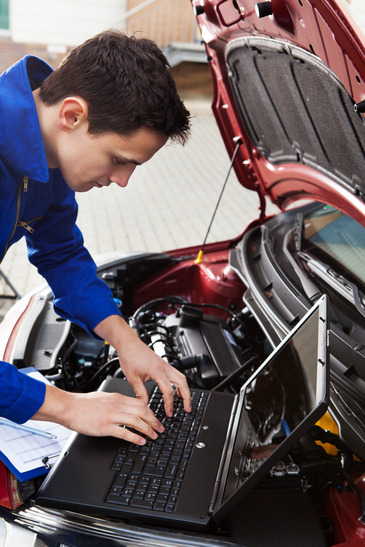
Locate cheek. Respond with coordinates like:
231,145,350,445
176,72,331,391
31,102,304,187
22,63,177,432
79,153,109,175
61,158,92,188
70,159,99,180
60,141,109,182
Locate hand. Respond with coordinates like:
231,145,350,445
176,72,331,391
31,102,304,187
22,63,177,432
118,336,191,418
94,315,192,417
33,384,164,445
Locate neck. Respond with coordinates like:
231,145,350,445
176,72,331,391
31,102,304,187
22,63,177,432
33,89,59,168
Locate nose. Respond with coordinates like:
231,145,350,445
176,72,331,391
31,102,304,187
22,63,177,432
109,165,136,188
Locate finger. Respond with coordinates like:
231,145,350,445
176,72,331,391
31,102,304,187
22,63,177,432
153,376,175,417
127,398,164,434
113,424,148,446
113,412,161,443
129,375,150,406
168,371,192,413
177,383,192,413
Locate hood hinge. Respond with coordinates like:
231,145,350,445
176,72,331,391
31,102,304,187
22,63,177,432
241,159,266,220
256,182,267,221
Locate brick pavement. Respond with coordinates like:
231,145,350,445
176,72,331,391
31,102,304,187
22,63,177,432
0,101,278,316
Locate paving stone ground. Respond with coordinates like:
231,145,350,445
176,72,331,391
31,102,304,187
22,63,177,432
0,101,278,318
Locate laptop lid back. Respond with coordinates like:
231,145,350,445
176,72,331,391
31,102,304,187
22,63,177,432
212,294,329,522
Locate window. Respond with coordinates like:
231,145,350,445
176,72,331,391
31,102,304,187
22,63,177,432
304,205,365,285
0,0,9,30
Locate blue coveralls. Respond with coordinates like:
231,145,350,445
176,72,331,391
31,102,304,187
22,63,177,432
0,56,122,422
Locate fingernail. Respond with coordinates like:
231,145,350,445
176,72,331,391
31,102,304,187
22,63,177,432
140,438,146,445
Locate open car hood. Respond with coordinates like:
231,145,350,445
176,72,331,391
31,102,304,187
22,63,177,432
192,0,365,223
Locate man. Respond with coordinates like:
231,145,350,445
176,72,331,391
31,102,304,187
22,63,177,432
0,30,191,446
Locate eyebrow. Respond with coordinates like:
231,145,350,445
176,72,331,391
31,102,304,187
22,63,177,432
117,155,142,166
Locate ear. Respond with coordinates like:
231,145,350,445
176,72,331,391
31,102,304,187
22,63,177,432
57,97,88,132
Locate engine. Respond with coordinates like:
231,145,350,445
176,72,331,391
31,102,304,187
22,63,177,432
37,295,271,394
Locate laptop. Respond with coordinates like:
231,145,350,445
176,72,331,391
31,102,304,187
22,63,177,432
37,295,329,530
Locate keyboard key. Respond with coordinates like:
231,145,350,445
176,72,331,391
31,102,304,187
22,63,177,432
138,475,150,485
120,463,133,474
122,488,135,497
156,493,168,503
144,465,165,477
146,457,158,467
130,498,154,510
109,487,122,497
106,386,208,514
153,501,166,511
146,485,159,495
165,464,177,479
132,455,147,474
113,473,127,488
109,495,131,506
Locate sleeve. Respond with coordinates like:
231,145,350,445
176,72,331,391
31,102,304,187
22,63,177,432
0,361,46,423
26,176,122,335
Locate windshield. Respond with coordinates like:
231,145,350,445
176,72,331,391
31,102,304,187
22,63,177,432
303,204,365,285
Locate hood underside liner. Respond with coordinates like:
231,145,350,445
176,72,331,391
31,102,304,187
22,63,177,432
226,37,365,198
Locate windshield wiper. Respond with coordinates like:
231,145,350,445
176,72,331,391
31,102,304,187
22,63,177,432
298,253,365,318
293,213,304,252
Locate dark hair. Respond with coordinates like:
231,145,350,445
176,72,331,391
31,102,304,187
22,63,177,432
39,30,191,144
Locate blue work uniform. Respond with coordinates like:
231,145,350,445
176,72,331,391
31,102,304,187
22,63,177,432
0,56,122,423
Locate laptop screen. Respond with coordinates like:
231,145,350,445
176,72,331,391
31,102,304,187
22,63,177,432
219,296,328,507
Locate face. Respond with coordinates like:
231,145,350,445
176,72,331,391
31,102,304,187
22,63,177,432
56,125,168,193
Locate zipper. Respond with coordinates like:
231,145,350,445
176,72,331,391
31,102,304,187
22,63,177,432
0,176,28,263
18,221,35,234
17,216,42,234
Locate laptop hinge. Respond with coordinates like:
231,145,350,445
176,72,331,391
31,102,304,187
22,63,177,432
208,392,241,514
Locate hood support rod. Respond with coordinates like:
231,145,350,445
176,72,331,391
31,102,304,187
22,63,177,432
195,138,242,264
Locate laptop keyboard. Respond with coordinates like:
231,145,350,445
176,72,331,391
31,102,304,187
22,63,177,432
105,387,208,512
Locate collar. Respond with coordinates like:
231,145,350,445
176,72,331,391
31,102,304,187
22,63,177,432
0,55,53,182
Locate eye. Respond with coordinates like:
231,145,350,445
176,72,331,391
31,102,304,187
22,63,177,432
114,157,128,166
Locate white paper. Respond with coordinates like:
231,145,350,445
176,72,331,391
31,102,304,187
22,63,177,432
0,369,72,476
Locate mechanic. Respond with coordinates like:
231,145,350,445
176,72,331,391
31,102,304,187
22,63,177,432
0,30,192,446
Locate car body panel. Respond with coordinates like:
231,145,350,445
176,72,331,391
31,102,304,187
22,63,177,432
0,1,365,545
192,0,365,220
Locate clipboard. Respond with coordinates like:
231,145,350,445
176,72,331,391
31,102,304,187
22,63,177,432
0,368,72,482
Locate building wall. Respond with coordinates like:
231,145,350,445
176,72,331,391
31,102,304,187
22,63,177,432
10,0,127,47
4,0,365,51
8,0,196,50
126,0,196,48
0,1,363,88
0,38,64,73
0,0,196,71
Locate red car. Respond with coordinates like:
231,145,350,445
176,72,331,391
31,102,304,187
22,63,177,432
0,1,364,545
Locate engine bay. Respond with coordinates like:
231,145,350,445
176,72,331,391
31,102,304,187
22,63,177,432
5,251,365,544
47,296,270,394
